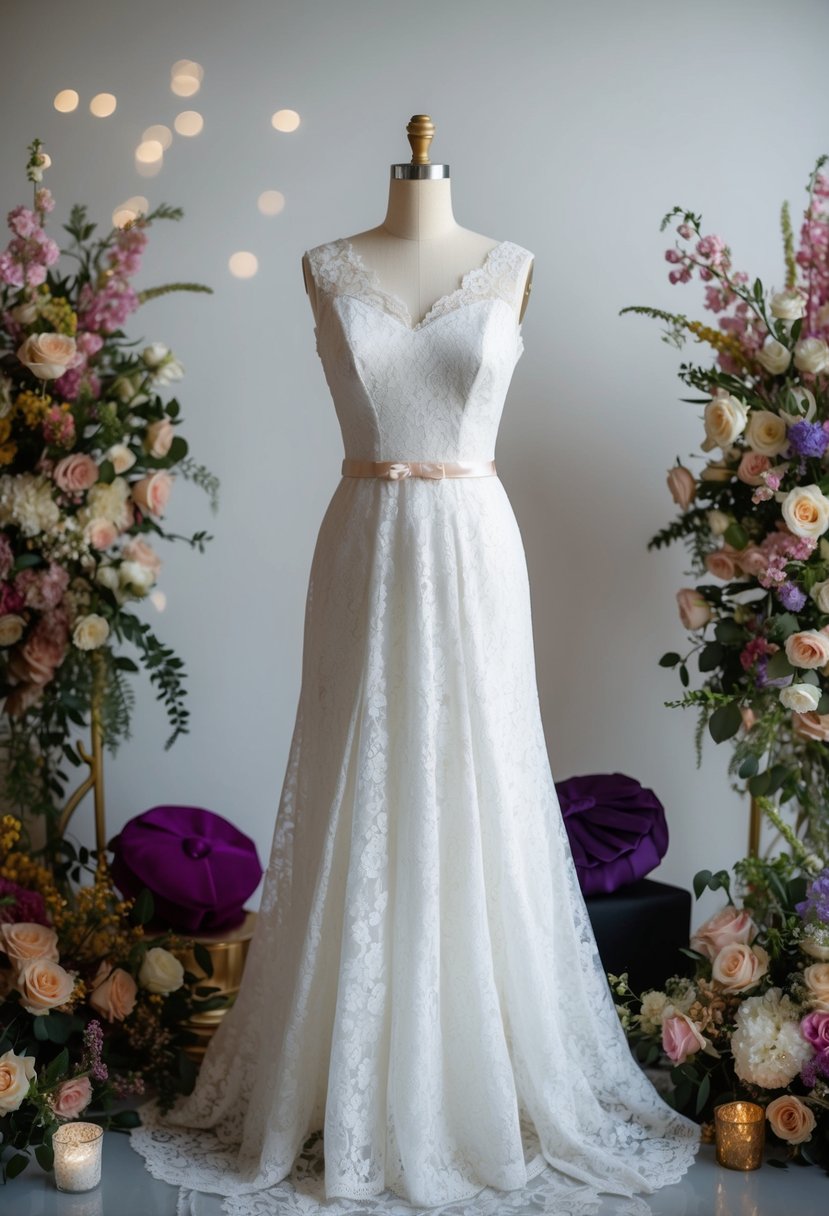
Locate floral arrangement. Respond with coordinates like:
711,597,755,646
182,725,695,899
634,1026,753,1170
0,813,225,1182
623,154,829,852
610,802,829,1168
0,138,218,830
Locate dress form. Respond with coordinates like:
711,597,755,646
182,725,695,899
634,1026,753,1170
302,115,534,331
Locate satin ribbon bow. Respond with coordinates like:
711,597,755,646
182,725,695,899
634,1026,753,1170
387,462,412,479
386,461,446,479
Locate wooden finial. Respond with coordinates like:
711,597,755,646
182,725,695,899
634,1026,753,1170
407,115,435,165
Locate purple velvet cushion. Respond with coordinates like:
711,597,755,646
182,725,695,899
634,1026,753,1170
109,805,263,934
555,772,669,896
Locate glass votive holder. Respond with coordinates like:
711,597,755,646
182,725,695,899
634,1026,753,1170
714,1100,765,1170
53,1121,104,1192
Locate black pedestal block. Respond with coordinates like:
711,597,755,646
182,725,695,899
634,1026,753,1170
585,877,693,994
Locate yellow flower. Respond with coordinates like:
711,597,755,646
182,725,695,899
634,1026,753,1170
686,319,746,363
0,441,17,466
15,390,49,427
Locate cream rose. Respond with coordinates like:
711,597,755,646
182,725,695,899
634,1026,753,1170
16,333,78,380
770,290,806,320
745,410,789,456
52,453,99,494
810,578,829,614
676,588,712,630
50,1075,92,1120
0,921,59,965
701,392,749,451
119,560,155,596
691,906,758,960
144,419,175,458
15,957,75,1014
782,485,829,539
801,936,829,961
88,960,137,1022
72,613,110,651
711,942,769,992
707,509,731,536
756,339,792,376
0,1048,36,1114
106,443,137,474
780,683,822,713
138,946,185,995
803,962,829,1011
666,465,696,510
794,337,829,375
785,630,829,669
0,614,25,647
766,1094,816,1144
131,470,173,517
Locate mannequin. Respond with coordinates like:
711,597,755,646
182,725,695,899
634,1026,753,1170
302,114,533,331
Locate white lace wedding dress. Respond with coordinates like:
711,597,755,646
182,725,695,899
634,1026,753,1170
129,236,700,1216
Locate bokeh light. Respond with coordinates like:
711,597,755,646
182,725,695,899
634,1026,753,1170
150,590,167,612
90,92,117,117
54,89,79,113
135,139,164,164
171,59,203,97
257,190,285,216
174,111,203,137
271,109,300,132
112,196,149,228
142,124,173,150
229,251,258,279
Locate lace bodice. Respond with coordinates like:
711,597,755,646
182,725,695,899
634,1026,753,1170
304,238,533,463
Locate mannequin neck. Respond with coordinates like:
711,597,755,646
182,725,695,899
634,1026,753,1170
381,178,459,241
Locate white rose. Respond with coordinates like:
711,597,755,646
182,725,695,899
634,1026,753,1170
11,300,39,326
788,386,817,421
794,338,829,375
155,357,184,385
94,564,121,593
780,683,821,713
0,614,26,646
138,946,184,995
106,443,136,474
112,373,149,406
119,560,155,596
745,410,789,456
143,343,184,384
770,290,806,320
782,485,829,539
756,339,792,375
707,509,731,536
0,1048,36,1115
72,613,110,651
142,342,170,368
701,392,749,452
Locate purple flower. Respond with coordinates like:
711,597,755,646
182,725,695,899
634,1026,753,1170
81,1018,108,1083
777,580,807,611
787,420,829,459
0,877,49,925
800,1047,829,1088
755,655,793,689
797,868,829,925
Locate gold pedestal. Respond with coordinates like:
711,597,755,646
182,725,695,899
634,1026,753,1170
174,910,257,1061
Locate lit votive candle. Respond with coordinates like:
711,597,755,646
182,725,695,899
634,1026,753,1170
53,1121,104,1191
714,1100,765,1170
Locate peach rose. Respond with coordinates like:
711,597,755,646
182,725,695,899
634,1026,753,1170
130,470,173,517
801,937,829,961
662,1013,707,1063
803,963,829,1011
16,333,78,380
667,465,696,510
49,1075,92,1120
711,942,769,992
691,906,759,960
144,418,175,458
52,453,99,494
705,546,739,581
734,544,768,578
121,537,162,575
84,518,119,550
766,1094,816,1145
785,630,829,669
0,921,59,965
0,1048,36,1114
792,711,829,742
737,451,771,486
677,588,712,630
15,957,75,1014
88,960,137,1022
9,627,67,686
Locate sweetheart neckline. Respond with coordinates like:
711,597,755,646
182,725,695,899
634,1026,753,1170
336,237,515,332
331,290,520,336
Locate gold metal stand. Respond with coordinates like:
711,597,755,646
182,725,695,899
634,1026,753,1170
57,652,107,869
748,794,762,859
174,911,258,1060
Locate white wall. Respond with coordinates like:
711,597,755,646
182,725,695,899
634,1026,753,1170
3,0,827,932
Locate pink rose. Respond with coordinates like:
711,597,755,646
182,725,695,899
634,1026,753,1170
130,470,173,517
735,544,768,578
691,905,759,959
52,453,99,494
84,518,119,550
667,465,697,510
144,419,175,459
121,537,162,575
766,1094,816,1145
15,958,75,1014
88,960,137,1022
785,629,829,669
793,711,829,742
712,942,769,992
0,921,59,965
801,1010,829,1051
662,1013,707,1063
676,588,712,630
8,623,67,686
50,1075,92,1120
705,545,739,581
737,451,771,486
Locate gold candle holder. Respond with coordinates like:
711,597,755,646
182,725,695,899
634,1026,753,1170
53,1121,104,1191
714,1101,765,1170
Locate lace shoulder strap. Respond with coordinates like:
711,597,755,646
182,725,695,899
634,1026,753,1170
424,240,533,326
304,240,411,326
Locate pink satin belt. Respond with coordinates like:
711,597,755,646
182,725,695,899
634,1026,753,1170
341,458,497,480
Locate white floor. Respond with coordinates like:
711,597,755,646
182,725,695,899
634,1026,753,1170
4,1128,827,1216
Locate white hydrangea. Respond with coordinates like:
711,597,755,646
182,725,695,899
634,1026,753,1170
731,987,814,1089
638,990,671,1033
79,477,131,531
0,473,61,537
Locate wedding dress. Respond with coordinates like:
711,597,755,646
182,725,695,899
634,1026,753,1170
129,236,700,1216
